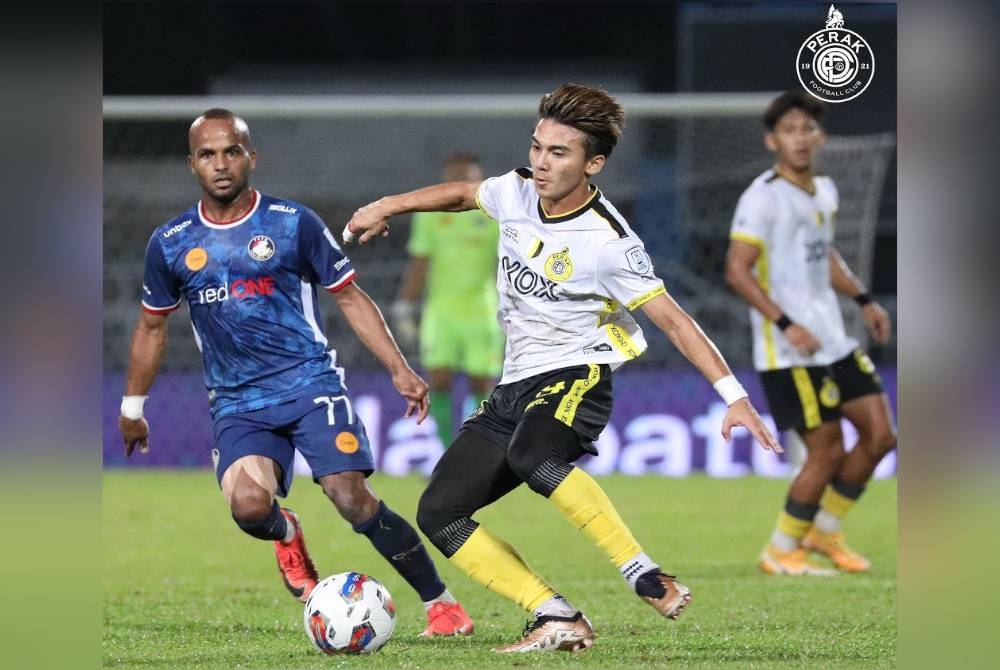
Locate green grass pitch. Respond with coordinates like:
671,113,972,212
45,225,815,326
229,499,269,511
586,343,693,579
103,471,896,668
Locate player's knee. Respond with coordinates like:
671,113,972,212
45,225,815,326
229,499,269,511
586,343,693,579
507,414,581,496
229,484,274,523
416,482,452,539
862,426,896,463
319,472,379,525
819,445,847,469
805,443,845,471
866,423,897,458
417,487,477,558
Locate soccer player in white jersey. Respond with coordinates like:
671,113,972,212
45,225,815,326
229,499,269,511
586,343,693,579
344,83,783,653
725,91,897,576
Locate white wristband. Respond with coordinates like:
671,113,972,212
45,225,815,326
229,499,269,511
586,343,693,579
713,375,748,406
121,395,148,420
342,224,355,244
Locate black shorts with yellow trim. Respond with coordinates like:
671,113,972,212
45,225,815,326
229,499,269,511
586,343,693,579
760,365,841,432
760,349,884,432
462,363,613,455
830,348,884,403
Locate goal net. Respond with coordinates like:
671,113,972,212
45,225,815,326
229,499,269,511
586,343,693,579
103,94,894,372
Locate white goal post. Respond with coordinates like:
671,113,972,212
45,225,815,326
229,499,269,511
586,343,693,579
103,92,781,120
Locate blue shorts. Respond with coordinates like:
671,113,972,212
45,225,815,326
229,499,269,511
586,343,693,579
211,389,375,498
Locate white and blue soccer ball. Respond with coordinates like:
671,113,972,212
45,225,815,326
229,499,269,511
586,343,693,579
303,571,396,654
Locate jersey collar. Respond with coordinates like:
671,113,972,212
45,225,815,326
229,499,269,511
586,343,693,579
537,185,601,224
771,167,817,196
198,189,261,229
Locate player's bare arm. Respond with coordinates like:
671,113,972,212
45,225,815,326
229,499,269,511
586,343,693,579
345,181,482,244
640,293,783,453
829,248,892,344
332,282,429,423
725,239,822,356
119,310,169,456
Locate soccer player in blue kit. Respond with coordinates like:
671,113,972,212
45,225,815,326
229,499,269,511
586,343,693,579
117,109,474,637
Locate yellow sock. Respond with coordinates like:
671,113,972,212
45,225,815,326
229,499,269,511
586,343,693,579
449,525,556,612
820,487,857,519
775,511,812,540
548,466,642,567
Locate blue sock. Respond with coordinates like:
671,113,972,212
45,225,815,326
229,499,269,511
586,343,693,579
353,501,446,602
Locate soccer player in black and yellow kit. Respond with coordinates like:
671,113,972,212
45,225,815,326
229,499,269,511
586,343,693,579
345,84,782,653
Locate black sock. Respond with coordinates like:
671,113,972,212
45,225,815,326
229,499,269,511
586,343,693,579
233,500,288,541
635,568,667,598
353,501,447,602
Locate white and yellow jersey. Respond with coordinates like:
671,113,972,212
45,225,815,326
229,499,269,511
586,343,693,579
477,168,665,384
730,168,858,371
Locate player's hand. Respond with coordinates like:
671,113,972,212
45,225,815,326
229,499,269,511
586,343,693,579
391,368,430,424
390,301,419,349
783,324,822,357
344,201,392,245
861,301,892,344
119,416,150,457
721,398,784,453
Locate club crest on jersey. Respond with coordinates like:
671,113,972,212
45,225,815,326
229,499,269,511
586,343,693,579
544,247,573,282
248,235,275,261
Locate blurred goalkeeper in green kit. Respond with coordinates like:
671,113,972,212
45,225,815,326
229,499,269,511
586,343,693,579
392,153,504,447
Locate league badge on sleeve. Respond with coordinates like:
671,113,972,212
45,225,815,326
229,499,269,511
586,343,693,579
625,246,651,276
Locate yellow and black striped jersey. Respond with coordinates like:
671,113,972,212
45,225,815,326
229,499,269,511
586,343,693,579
730,168,859,371
477,167,665,384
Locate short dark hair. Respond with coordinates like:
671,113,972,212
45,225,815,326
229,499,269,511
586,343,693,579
537,83,626,158
763,91,825,130
191,108,252,147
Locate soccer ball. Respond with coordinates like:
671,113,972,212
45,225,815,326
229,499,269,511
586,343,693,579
303,571,397,654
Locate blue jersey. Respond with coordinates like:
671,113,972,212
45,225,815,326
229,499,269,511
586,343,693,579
141,190,357,419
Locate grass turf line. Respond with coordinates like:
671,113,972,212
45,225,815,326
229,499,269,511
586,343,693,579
103,471,896,668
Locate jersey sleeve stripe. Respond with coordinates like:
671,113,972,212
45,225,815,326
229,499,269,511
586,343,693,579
591,200,628,238
141,299,180,315
474,189,491,218
514,167,533,180
729,230,765,249
625,285,666,311
323,269,356,292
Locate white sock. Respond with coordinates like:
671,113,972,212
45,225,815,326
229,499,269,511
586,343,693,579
813,510,842,534
620,551,660,590
770,529,800,553
533,594,578,619
423,588,457,611
281,515,296,543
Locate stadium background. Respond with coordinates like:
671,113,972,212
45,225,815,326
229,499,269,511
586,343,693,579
102,1,897,476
